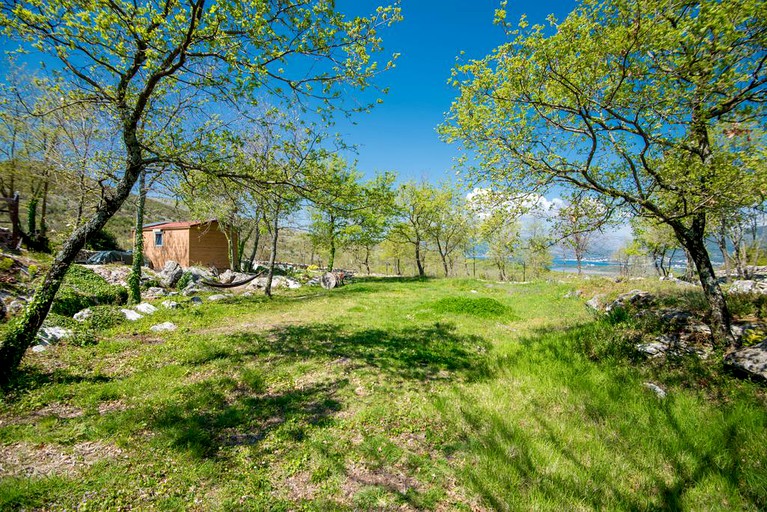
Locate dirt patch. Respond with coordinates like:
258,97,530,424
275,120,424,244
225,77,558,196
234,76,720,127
0,441,124,478
98,400,129,415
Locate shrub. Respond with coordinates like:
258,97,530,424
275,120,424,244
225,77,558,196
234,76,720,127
85,229,121,250
0,257,15,272
176,271,193,290
51,265,128,316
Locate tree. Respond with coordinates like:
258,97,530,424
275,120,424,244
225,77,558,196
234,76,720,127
550,195,609,275
632,217,679,278
0,0,401,384
442,0,767,346
479,210,521,281
426,183,470,277
389,182,439,277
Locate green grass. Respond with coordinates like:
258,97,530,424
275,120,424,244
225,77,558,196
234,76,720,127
0,277,765,510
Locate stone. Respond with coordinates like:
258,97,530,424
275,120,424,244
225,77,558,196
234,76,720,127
730,280,767,295
150,322,177,332
643,382,667,398
134,303,157,315
31,344,48,353
159,260,183,288
585,295,604,311
8,300,25,315
144,287,166,298
120,309,143,321
182,285,201,296
659,309,694,325
190,296,203,305
36,326,73,345
73,308,93,322
724,341,767,380
470,290,478,294
161,300,181,309
219,269,236,284
605,290,654,313
208,294,232,301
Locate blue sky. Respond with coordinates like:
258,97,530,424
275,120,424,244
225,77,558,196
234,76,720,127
335,0,577,183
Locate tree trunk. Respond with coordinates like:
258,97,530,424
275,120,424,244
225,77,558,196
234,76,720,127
128,169,147,304
414,239,425,277
364,246,371,275
0,157,145,385
40,178,49,237
27,197,37,237
265,213,279,298
328,239,336,272
674,218,735,348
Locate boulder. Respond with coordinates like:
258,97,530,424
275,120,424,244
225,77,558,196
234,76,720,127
150,322,177,332
190,296,203,305
8,299,26,315
134,303,157,315
219,269,236,284
144,287,166,299
585,295,604,312
161,300,181,309
208,294,232,301
36,326,73,345
159,260,183,288
724,341,767,380
643,382,667,398
605,290,654,313
729,280,767,295
120,309,143,321
73,308,93,322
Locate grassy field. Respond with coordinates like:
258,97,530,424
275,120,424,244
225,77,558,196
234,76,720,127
1,276,766,510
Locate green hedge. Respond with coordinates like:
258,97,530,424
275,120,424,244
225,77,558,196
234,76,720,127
51,265,128,316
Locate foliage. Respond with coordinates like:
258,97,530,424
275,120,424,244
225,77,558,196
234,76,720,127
84,229,121,251
176,272,193,291
50,266,127,316
442,0,767,343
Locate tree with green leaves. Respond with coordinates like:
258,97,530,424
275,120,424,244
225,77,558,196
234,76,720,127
0,0,401,384
479,209,521,282
389,182,440,277
426,183,470,277
442,0,767,346
550,195,610,275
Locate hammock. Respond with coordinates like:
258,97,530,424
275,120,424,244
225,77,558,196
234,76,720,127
201,271,264,289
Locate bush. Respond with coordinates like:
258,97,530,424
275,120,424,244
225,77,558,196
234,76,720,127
85,229,121,251
51,265,128,316
176,271,193,290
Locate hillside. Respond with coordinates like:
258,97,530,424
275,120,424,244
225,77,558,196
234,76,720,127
0,163,186,250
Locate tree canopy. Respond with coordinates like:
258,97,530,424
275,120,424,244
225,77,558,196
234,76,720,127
442,0,767,345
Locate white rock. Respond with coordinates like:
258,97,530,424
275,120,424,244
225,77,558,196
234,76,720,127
134,303,157,315
208,294,232,301
161,300,181,309
643,382,667,398
121,309,143,321
36,326,73,344
32,344,47,353
725,341,767,380
150,322,177,332
73,308,93,322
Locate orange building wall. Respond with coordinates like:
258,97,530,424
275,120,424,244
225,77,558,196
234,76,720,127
142,228,189,269
188,223,235,270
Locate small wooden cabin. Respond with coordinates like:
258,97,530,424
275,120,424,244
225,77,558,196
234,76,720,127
141,220,235,270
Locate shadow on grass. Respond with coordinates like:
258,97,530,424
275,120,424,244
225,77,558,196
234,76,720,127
449,321,767,510
113,322,492,462
224,322,492,383
138,378,345,459
3,367,113,400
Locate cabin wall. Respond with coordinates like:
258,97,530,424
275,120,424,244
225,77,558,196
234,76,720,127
188,224,235,270
142,228,189,269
